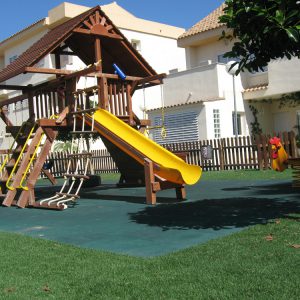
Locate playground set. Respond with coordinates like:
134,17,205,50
0,6,202,210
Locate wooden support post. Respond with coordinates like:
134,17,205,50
17,129,58,208
144,158,156,205
100,77,109,110
94,37,104,109
65,78,76,126
55,53,61,78
27,85,35,119
2,128,44,207
127,84,134,125
175,186,186,200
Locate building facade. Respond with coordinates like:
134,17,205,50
148,3,300,144
0,1,186,149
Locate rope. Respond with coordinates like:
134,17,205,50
144,84,167,139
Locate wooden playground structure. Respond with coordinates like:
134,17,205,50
0,6,201,210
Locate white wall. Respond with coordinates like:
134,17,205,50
185,39,234,69
120,28,186,117
163,63,221,107
268,57,300,95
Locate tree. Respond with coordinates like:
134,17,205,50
219,0,300,74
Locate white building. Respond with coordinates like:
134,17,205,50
148,3,300,144
0,1,186,149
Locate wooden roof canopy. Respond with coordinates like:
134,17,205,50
0,6,158,84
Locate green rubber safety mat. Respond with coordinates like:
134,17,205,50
0,179,299,257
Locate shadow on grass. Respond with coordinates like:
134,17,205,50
129,197,300,231
222,182,300,197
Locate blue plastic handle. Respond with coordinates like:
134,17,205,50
113,63,126,80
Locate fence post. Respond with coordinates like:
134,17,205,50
255,134,263,170
289,131,297,158
218,139,224,170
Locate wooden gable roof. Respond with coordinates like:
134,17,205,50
0,6,156,83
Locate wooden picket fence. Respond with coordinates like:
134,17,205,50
163,131,298,171
45,149,118,177
0,131,298,178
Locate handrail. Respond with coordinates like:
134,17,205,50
0,121,31,175
18,130,44,191
18,115,58,191
5,124,36,191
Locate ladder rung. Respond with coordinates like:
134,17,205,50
67,153,92,158
63,173,90,180
56,192,80,199
70,131,98,135
70,108,98,115
5,164,15,168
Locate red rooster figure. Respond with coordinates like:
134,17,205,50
269,137,288,172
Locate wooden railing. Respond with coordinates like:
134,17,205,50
107,81,131,117
32,87,66,119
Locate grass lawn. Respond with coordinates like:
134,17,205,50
0,216,299,300
1,169,299,299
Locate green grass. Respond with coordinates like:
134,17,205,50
201,168,293,181
37,169,293,187
2,169,297,299
0,215,299,299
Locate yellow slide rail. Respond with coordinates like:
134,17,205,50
6,125,36,191
18,115,58,190
18,131,45,190
0,121,29,175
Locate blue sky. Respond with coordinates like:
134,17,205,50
0,0,224,42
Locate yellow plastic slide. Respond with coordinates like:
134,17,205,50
89,109,202,185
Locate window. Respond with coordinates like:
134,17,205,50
61,48,73,68
9,55,18,64
232,112,242,135
248,54,268,74
218,54,239,64
152,111,199,144
213,109,221,138
131,39,141,52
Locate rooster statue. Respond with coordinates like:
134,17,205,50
269,137,288,172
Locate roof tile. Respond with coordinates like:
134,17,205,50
178,3,226,40
243,84,268,93
0,7,97,83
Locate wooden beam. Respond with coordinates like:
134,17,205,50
56,51,77,56
0,106,13,126
130,73,166,96
72,28,90,35
24,67,72,75
0,93,28,107
63,64,100,80
73,27,123,40
120,40,153,76
0,84,28,91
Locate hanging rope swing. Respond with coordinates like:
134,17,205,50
144,83,167,139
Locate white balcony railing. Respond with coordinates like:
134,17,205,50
163,63,230,107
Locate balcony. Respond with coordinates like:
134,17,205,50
242,57,300,100
163,62,231,107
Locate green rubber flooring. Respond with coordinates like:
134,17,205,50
0,178,299,257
